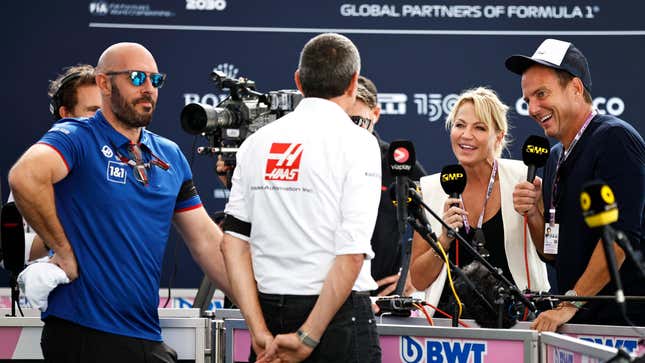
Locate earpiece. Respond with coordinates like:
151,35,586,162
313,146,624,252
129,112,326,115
49,72,82,120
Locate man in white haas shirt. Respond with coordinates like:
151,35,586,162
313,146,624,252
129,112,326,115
222,33,382,363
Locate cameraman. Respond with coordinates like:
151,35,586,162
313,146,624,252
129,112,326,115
221,33,382,362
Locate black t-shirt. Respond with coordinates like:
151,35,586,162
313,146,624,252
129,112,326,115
370,136,427,289
542,114,645,325
436,208,513,317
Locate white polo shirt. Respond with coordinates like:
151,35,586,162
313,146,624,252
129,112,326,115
224,97,381,295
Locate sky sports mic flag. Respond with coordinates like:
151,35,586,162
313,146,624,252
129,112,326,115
522,135,550,183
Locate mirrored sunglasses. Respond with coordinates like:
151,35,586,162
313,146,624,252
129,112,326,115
105,70,166,88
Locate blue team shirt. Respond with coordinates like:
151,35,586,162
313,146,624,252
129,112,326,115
39,110,201,341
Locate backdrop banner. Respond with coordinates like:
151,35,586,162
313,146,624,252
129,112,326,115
2,1,643,288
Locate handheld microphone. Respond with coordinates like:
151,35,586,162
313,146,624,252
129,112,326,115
521,135,550,182
1,202,26,277
440,164,467,238
579,181,626,309
387,140,416,236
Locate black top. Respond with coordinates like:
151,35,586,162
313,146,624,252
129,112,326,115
542,114,645,326
370,135,426,292
482,209,513,285
436,208,513,318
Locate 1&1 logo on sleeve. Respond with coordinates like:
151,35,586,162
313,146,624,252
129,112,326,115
265,143,304,181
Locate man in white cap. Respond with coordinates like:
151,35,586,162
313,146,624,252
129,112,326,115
508,39,644,331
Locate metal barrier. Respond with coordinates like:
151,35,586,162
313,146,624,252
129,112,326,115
0,308,209,362
2,308,642,362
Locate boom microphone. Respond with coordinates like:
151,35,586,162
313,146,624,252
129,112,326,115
440,164,467,238
1,202,26,277
521,135,550,182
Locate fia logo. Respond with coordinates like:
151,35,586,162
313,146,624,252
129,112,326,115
215,63,239,79
101,145,114,158
265,143,304,182
89,2,109,15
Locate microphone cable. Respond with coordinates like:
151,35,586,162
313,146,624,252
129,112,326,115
421,301,470,328
434,235,464,320
522,215,531,321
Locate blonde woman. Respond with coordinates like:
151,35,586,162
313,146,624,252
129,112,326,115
410,87,549,318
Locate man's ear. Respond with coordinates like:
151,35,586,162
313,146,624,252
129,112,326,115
571,77,585,97
59,106,72,119
346,72,359,98
371,105,381,125
294,70,303,95
95,73,111,95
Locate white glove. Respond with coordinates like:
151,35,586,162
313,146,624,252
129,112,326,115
17,260,70,311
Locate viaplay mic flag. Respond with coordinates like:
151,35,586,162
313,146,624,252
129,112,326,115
264,143,304,181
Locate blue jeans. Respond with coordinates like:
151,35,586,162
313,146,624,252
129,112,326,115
249,291,381,363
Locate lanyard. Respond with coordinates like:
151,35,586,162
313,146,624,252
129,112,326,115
461,158,498,233
549,110,596,223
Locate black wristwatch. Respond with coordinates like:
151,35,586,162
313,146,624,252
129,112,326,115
296,329,319,349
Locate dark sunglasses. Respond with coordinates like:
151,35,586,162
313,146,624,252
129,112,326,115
105,70,166,88
350,115,372,130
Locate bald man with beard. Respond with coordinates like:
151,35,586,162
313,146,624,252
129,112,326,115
9,43,231,362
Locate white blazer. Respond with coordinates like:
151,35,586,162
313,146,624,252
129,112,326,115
418,159,550,310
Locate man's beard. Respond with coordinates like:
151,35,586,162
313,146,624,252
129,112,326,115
110,80,156,128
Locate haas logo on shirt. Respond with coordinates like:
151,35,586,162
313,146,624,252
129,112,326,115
265,143,303,181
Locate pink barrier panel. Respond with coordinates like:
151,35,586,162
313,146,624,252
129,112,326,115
566,334,644,356
0,327,22,359
382,335,523,362
545,345,603,363
232,330,525,363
